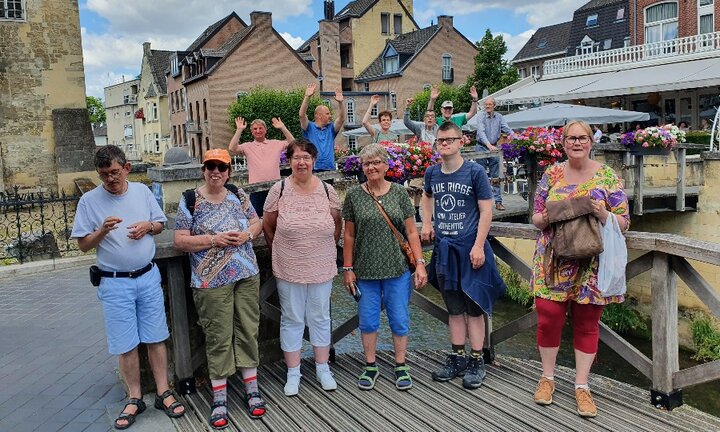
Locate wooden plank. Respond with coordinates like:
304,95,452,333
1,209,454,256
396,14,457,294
409,291,449,324
634,154,644,215
670,256,720,318
626,252,654,280
489,237,532,281
676,148,686,211
654,233,720,266
491,311,537,345
651,252,679,393
599,322,652,379
166,258,194,391
673,359,720,389
489,222,538,240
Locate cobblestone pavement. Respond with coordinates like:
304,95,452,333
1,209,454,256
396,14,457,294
0,267,125,432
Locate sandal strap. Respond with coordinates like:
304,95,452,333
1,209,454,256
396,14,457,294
124,398,146,411
211,400,227,409
247,391,266,408
157,389,175,401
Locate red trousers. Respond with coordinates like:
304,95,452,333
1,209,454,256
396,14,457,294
535,297,604,354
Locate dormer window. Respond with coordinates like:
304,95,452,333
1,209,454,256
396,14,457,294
586,14,598,27
537,39,547,49
170,55,179,76
616,8,625,20
383,45,399,74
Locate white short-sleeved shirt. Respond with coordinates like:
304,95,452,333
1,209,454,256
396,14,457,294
71,182,167,272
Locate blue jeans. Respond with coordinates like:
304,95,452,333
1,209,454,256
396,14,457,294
357,271,412,336
475,148,502,204
249,190,268,218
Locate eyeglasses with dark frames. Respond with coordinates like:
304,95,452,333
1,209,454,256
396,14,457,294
435,137,462,145
204,162,229,172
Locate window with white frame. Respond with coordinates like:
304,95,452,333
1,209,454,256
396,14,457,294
698,0,714,36
442,54,452,81
586,14,598,27
170,55,179,76
624,36,631,47
393,14,402,35
390,92,397,111
579,36,595,54
346,99,356,124
0,0,24,20
423,83,432,91
530,65,539,76
347,135,358,151
617,8,625,20
124,125,133,138
603,38,612,49
152,102,158,121
381,13,390,35
383,45,399,74
645,2,678,44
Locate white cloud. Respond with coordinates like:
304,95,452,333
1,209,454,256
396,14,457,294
498,29,536,61
412,8,437,27
425,0,584,28
279,32,305,49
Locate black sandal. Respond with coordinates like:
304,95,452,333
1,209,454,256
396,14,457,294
154,389,185,418
246,391,266,419
114,398,146,430
209,400,230,430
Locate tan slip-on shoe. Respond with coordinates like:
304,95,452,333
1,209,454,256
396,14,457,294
576,388,598,417
534,377,555,405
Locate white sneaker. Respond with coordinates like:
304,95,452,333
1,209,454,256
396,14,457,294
284,370,301,396
316,368,337,391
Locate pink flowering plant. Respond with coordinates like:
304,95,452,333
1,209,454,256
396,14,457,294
501,126,565,167
620,124,686,149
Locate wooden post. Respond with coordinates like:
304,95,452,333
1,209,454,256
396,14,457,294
166,258,196,394
633,154,644,215
650,252,679,400
676,148,686,211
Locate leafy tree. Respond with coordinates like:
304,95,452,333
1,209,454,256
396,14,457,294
86,96,106,124
227,87,324,141
462,29,519,107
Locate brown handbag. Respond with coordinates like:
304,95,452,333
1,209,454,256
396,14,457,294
365,184,417,272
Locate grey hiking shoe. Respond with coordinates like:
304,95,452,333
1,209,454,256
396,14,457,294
462,356,487,389
432,353,468,382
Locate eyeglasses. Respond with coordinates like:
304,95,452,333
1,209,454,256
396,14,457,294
291,155,313,162
98,168,124,180
204,162,229,172
565,135,591,144
362,160,386,168
435,137,462,145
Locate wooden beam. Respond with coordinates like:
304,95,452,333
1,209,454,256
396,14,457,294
626,252,654,280
261,300,282,324
331,315,359,344
633,154,644,215
166,259,194,388
676,148,686,211
488,237,532,281
410,291,449,325
651,252,679,393
673,360,720,389
670,256,720,318
599,322,652,379
489,223,538,240
491,311,537,345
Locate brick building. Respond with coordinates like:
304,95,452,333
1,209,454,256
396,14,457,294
0,0,95,192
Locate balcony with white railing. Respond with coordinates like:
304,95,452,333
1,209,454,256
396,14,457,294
543,31,720,77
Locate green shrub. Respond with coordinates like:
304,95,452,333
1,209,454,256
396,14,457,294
683,131,711,145
227,87,324,142
498,262,533,306
691,313,720,362
600,301,648,335
407,84,466,121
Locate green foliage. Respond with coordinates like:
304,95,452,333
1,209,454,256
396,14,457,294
86,96,106,124
691,313,720,362
684,131,711,144
465,29,520,97
498,262,533,306
227,87,324,142
407,84,465,121
600,302,648,335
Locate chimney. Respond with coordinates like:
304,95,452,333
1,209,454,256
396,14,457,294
317,20,341,92
324,1,335,20
250,11,272,28
143,42,151,56
437,15,453,28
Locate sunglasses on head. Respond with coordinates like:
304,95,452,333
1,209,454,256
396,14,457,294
204,162,229,172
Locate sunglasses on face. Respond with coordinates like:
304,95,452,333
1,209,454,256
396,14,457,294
204,162,229,172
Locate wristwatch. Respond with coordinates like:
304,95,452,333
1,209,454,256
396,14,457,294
248,231,254,241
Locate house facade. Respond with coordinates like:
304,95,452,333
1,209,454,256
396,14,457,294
104,78,140,158
135,43,172,164
0,0,95,192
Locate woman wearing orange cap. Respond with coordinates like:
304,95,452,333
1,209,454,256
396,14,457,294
174,149,265,429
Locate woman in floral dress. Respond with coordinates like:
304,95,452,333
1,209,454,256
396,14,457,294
530,120,630,418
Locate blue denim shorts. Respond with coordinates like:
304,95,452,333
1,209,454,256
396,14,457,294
357,271,412,336
96,264,169,355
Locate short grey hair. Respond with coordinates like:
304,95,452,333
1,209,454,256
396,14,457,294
250,119,267,129
359,143,389,162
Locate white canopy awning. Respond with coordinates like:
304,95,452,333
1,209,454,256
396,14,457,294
495,57,720,105
500,103,650,128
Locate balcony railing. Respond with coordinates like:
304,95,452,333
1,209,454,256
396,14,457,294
186,121,202,134
544,31,720,77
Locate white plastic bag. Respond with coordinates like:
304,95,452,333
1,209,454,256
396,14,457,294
597,212,627,296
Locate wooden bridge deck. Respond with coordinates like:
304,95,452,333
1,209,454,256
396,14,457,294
169,351,720,432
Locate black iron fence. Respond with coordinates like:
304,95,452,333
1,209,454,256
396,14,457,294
0,186,82,264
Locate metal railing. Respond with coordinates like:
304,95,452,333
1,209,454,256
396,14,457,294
544,31,720,76
0,186,82,263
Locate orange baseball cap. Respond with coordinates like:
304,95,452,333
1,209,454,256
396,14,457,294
203,149,231,164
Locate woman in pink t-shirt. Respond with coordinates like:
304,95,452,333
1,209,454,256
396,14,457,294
262,138,342,397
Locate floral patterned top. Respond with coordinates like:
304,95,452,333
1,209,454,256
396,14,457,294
175,188,259,289
531,162,630,305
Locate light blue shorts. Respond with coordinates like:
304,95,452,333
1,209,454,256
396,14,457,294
96,264,170,355
357,271,412,336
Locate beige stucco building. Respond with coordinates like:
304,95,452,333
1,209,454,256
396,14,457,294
0,0,95,193
104,78,140,158
134,43,172,164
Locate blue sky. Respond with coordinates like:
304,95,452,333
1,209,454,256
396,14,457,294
79,0,587,98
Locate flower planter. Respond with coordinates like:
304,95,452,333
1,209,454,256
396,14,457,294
629,144,672,156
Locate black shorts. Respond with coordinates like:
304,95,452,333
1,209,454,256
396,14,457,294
441,289,485,317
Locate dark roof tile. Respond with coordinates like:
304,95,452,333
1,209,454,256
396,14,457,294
149,50,172,94
335,0,378,18
356,25,439,81
577,0,626,12
297,31,318,52
186,12,243,52
512,21,572,63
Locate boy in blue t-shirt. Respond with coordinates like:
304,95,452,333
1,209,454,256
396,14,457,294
421,122,506,389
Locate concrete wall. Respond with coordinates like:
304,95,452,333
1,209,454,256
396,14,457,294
0,0,88,192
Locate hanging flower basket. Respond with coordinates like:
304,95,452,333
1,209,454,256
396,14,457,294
620,125,685,156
